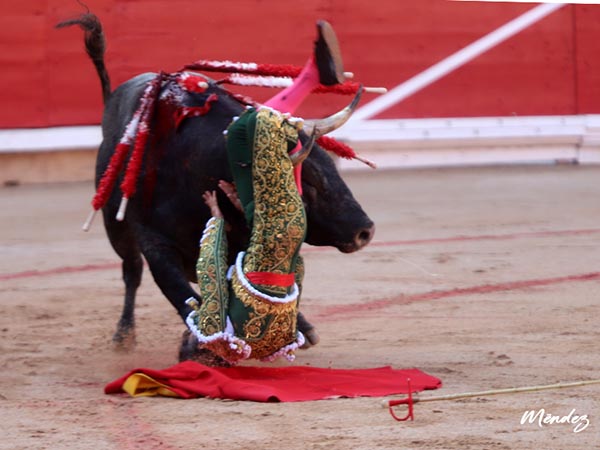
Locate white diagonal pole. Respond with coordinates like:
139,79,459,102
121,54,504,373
351,3,565,121
456,1,599,4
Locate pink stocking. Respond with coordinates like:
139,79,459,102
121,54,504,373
263,57,321,194
263,56,320,114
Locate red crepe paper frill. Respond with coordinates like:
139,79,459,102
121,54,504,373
314,81,363,95
119,121,150,200
92,141,132,211
182,61,367,96
183,60,303,78
91,73,164,213
317,136,357,159
317,136,377,168
177,72,208,93
121,72,165,198
119,73,165,201
250,63,302,78
174,94,219,129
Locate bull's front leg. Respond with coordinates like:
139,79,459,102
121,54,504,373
297,311,320,348
293,256,320,348
134,225,236,364
135,226,201,322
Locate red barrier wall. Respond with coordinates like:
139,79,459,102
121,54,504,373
1,0,599,128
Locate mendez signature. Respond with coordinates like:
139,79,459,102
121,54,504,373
520,408,590,433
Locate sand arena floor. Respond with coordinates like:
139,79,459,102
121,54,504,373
1,165,599,449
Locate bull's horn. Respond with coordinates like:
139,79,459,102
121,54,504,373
303,85,363,137
290,130,317,166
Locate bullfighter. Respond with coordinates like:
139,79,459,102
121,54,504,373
185,20,348,364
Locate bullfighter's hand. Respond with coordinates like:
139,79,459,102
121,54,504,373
202,190,223,219
218,180,243,212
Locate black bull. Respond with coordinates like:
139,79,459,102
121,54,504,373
61,14,375,358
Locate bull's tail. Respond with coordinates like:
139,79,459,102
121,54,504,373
56,13,111,103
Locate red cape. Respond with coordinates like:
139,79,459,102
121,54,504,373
105,361,441,402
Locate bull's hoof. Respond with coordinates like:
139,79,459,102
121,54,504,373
178,330,231,367
301,327,321,349
112,328,136,352
178,330,197,361
297,311,320,349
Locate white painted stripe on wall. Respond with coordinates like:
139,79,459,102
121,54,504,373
0,126,102,153
2,114,599,154
350,3,565,121
2,115,600,173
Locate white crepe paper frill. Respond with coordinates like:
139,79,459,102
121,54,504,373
186,252,303,363
260,331,305,362
185,310,252,363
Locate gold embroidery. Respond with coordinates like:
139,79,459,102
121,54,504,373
231,268,298,360
195,218,229,336
193,110,306,362
243,110,307,296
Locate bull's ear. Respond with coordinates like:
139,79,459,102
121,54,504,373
290,131,317,166
303,85,363,138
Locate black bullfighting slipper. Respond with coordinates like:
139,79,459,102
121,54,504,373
314,20,345,86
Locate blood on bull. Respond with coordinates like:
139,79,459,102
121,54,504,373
57,12,375,362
